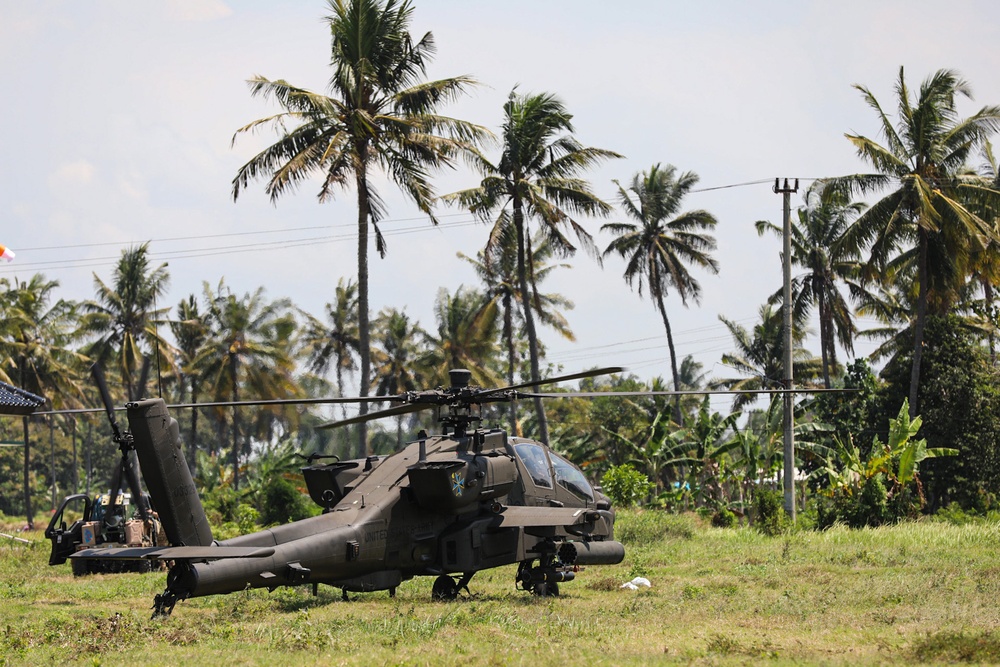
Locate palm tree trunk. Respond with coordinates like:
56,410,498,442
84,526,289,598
503,293,517,433
513,198,549,444
356,163,371,459
984,277,997,364
23,415,33,529
71,417,78,495
818,290,832,389
85,420,92,495
909,232,929,418
655,294,683,423
189,377,199,477
231,354,240,490
49,418,55,511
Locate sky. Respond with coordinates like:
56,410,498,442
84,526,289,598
3,0,1000,412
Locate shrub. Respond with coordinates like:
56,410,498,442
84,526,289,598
753,487,789,536
711,507,737,528
853,474,890,527
601,464,653,508
259,476,313,526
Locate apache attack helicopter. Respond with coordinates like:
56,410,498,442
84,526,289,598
70,367,628,617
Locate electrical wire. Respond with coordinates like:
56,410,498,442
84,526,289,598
3,174,801,272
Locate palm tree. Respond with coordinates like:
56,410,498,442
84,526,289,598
756,180,867,387
447,90,621,444
371,307,425,448
840,67,1000,415
419,286,500,389
231,0,485,458
714,304,823,411
0,275,86,528
602,164,719,421
298,278,360,454
458,228,575,431
194,280,299,489
78,243,173,401
853,272,917,365
298,278,360,406
170,295,209,472
969,143,1000,360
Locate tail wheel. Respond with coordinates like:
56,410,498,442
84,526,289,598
431,575,460,600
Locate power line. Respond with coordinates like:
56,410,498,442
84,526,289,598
8,175,792,260
13,211,477,253
0,217,483,274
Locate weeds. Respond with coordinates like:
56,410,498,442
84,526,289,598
615,510,696,545
910,630,1000,663
4,514,1000,666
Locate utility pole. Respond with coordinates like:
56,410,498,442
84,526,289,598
774,177,799,520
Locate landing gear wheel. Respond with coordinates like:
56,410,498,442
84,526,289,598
432,575,460,600
532,581,559,597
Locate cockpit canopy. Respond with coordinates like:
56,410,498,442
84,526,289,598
512,441,594,502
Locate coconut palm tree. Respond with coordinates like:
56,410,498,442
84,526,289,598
602,164,719,421
458,228,575,431
170,295,209,472
839,67,1000,415
756,180,867,387
194,280,299,489
298,278,360,452
232,0,486,458
0,275,87,528
420,286,500,389
298,278,360,406
371,307,425,448
447,90,621,444
714,304,823,411
78,243,173,401
0,275,86,403
969,143,1000,360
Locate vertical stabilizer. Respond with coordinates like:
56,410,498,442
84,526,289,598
127,398,213,547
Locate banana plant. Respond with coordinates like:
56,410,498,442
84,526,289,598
819,400,957,496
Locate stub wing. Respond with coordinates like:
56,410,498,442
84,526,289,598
494,506,600,528
70,545,275,562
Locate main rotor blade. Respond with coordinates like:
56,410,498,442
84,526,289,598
479,366,625,397
317,402,427,430
166,395,399,410
519,388,858,399
33,394,403,417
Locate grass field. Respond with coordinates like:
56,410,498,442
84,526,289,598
3,511,1000,666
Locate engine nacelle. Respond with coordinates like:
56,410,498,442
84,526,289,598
407,454,517,512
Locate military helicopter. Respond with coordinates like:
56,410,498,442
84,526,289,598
70,367,628,617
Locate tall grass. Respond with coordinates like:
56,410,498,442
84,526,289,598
3,513,1000,665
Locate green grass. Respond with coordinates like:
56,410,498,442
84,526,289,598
3,511,1000,665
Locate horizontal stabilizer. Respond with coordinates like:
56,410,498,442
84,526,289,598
494,506,597,528
70,545,275,561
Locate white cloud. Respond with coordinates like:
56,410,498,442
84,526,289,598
48,160,96,190
165,0,232,22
